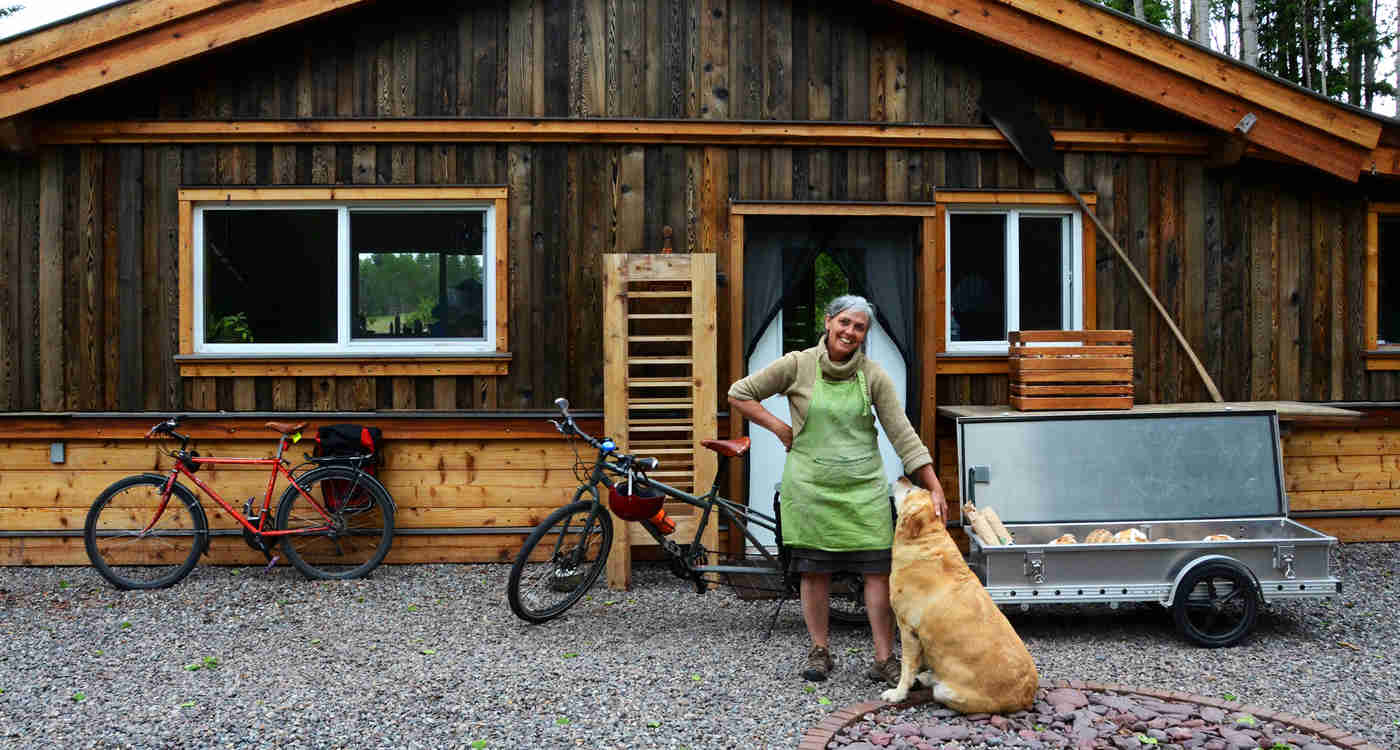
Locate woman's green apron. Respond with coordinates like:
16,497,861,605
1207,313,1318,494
779,371,891,551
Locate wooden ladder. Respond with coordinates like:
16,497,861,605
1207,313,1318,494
601,253,718,590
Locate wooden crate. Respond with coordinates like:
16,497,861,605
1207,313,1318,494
1008,330,1134,410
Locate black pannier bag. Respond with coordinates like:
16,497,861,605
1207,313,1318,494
312,424,384,511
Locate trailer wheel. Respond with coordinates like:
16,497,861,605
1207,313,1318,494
1171,561,1259,647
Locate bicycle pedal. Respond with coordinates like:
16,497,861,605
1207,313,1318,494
263,555,279,573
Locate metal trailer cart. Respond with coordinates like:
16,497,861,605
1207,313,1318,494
941,406,1342,647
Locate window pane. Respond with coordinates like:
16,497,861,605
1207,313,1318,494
203,209,338,344
1381,218,1400,345
949,214,1006,342
1018,215,1066,331
351,211,487,340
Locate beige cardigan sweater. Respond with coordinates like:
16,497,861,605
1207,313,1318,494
727,342,932,475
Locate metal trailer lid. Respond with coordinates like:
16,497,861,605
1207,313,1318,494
956,409,1287,525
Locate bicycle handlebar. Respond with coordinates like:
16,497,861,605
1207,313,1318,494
550,397,660,474
146,415,191,445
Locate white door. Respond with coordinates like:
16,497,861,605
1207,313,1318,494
744,310,908,552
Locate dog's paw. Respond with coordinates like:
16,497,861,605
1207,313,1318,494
880,687,910,703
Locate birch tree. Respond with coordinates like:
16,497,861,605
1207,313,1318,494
1241,0,1259,64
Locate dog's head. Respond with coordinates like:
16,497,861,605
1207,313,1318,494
892,476,943,541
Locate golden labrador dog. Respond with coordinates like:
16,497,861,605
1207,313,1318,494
880,477,1039,713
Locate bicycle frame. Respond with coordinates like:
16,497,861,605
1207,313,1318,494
149,436,337,538
574,442,782,566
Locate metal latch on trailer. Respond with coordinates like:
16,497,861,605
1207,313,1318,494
1023,550,1045,584
1274,544,1296,580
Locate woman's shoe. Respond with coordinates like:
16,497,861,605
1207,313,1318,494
866,656,900,686
802,645,834,681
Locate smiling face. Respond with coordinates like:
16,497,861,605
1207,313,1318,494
824,307,870,361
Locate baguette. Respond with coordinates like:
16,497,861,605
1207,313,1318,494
981,506,1015,545
962,503,1001,547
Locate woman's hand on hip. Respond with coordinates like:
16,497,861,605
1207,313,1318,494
729,396,795,451
775,423,794,451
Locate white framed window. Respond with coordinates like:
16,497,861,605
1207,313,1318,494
945,207,1083,354
192,200,498,355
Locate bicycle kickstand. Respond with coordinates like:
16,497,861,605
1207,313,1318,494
762,596,787,641
263,554,280,573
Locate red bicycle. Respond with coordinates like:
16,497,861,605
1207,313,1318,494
83,416,396,589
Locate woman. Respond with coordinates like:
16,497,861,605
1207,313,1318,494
728,295,948,684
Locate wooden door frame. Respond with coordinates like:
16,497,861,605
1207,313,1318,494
725,201,941,557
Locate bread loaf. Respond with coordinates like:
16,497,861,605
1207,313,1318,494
962,503,1001,547
981,507,1015,545
1112,528,1148,543
1084,528,1113,544
1048,533,1077,545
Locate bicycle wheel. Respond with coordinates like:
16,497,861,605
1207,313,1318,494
84,474,208,590
829,571,869,626
507,500,613,623
275,466,395,580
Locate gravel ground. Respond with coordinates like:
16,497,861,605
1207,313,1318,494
0,542,1394,750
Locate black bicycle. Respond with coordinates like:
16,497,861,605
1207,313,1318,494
505,398,868,626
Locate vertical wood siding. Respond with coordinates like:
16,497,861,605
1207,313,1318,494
4,0,1395,412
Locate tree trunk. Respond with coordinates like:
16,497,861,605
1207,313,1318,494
1134,0,1145,20
1322,8,1330,96
1222,0,1234,58
1192,0,1210,45
1363,0,1377,109
1173,0,1183,36
1395,0,1399,115
1293,0,1304,88
1240,0,1259,65
1349,1,1363,106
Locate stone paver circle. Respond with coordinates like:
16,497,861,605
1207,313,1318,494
799,679,1383,750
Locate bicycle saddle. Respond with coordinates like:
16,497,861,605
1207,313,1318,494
700,437,750,457
265,421,308,435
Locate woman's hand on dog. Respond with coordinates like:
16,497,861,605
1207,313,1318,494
912,464,948,519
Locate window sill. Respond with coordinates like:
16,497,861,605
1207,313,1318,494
935,353,1009,375
175,352,511,377
1364,349,1400,371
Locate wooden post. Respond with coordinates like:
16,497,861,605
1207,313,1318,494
691,253,719,571
601,253,631,590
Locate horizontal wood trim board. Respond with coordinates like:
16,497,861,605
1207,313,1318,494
1363,355,1400,371
731,202,940,216
40,120,1215,154
937,191,1098,206
0,417,603,440
178,187,508,201
0,0,378,121
936,359,1010,374
175,361,510,377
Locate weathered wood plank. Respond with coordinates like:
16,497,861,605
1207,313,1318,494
1250,184,1278,400
763,0,793,120
611,0,645,117
1278,191,1302,401
37,150,64,412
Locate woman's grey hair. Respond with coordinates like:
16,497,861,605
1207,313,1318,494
825,294,875,322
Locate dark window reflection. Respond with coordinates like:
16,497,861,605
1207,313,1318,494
1381,217,1400,345
949,214,1006,342
1019,215,1066,332
203,209,337,344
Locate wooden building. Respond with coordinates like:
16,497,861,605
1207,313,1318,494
2,0,1399,569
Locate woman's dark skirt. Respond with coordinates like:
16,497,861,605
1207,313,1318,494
787,547,891,575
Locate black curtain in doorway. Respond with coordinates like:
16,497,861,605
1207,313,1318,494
741,215,920,424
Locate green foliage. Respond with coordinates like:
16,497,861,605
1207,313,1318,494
1091,0,1172,27
810,252,850,334
72,691,87,702
206,312,253,343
